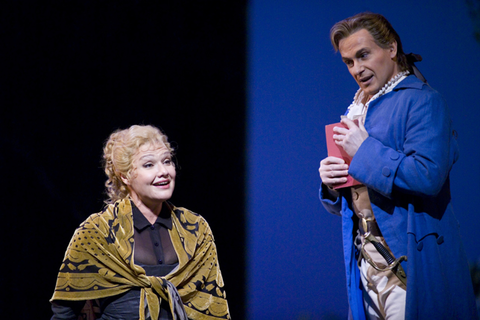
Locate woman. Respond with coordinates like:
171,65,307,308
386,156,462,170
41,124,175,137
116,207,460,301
50,125,230,320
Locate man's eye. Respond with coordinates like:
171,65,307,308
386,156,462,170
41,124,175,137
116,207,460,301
359,52,368,59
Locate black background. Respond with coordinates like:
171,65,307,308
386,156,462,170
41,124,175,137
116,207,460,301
1,1,246,319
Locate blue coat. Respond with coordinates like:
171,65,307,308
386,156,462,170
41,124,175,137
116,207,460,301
320,76,477,319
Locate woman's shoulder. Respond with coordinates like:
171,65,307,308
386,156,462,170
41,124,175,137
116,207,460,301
79,199,132,229
169,203,203,220
168,203,212,232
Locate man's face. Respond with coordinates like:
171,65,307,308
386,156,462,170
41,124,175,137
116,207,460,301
339,29,399,100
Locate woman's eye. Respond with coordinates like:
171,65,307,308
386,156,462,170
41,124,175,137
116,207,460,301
143,163,153,168
163,159,172,165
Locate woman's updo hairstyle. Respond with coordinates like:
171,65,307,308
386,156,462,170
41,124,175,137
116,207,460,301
102,125,174,204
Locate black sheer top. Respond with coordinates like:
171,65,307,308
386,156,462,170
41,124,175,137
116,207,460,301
51,202,179,320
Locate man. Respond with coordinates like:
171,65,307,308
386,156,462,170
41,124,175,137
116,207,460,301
319,12,477,319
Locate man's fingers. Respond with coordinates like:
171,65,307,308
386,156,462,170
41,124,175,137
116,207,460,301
340,117,358,129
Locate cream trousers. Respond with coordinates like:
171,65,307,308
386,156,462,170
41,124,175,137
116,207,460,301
360,258,406,320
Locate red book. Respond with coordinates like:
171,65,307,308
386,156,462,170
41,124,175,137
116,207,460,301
325,121,361,189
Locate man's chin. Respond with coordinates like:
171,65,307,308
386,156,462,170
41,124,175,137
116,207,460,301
363,86,380,97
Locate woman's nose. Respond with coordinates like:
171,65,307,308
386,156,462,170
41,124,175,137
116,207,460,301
157,164,169,176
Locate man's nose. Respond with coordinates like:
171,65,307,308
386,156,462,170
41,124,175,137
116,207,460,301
353,62,364,76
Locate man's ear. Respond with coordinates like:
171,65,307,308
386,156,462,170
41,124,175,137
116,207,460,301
389,41,398,59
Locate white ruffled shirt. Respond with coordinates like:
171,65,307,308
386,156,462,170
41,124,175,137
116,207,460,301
346,72,409,122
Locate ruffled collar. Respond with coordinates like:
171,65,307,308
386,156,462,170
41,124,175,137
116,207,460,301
347,71,410,121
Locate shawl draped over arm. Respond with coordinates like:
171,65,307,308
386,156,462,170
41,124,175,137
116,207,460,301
50,198,230,320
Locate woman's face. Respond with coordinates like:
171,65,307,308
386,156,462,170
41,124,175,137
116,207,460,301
122,142,176,210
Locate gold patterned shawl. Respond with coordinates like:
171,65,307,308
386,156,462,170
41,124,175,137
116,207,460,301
51,198,230,320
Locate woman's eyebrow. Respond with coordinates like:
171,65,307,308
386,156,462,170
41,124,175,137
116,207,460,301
138,151,170,161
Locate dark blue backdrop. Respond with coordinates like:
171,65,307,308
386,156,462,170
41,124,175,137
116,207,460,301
247,1,480,318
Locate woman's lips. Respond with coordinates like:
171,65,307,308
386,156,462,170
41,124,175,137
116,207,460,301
153,180,170,187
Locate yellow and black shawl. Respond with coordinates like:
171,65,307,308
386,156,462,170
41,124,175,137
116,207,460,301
51,198,230,320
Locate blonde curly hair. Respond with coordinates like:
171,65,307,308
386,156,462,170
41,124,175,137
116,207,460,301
102,125,174,204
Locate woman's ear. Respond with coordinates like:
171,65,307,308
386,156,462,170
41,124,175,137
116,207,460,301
121,174,130,186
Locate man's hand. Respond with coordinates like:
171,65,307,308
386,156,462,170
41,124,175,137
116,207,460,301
333,117,369,157
319,156,349,189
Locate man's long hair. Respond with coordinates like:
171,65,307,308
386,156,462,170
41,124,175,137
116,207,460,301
330,12,411,73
